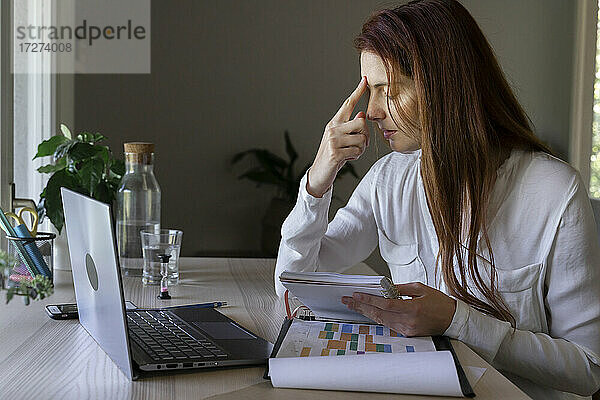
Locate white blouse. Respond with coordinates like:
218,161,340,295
274,148,600,399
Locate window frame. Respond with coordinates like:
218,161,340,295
0,1,14,251
570,0,599,192
0,1,73,249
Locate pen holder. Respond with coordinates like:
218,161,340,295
4,232,56,288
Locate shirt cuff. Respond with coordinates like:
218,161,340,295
299,169,333,206
443,298,470,338
443,298,513,363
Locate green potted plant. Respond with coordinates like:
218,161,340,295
231,130,359,256
0,250,53,305
34,124,125,269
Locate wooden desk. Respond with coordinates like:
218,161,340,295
0,258,530,399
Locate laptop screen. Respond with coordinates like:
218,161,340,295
61,188,134,379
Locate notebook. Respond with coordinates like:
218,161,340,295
279,271,387,323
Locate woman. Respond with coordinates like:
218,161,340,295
274,0,600,398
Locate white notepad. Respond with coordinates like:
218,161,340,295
279,271,385,323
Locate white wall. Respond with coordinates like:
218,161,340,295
73,0,576,274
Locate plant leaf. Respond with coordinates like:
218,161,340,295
76,132,92,142
60,124,72,139
238,167,283,186
6,287,16,304
231,149,287,185
93,181,113,204
230,150,252,165
37,157,67,173
253,150,287,177
53,140,76,161
110,158,125,176
231,149,287,170
36,197,46,222
284,130,298,167
33,135,70,160
78,158,104,195
44,169,82,233
297,163,311,181
284,163,312,202
69,142,98,162
36,128,123,234
76,132,106,144
94,146,110,170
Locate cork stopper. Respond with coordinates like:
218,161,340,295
124,142,155,154
124,142,155,165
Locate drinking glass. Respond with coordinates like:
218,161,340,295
140,229,182,285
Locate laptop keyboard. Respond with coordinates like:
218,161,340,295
127,310,228,362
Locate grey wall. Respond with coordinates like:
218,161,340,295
463,0,575,159
73,0,576,275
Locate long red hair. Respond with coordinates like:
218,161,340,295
354,0,553,326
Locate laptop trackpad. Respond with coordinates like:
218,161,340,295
192,322,256,340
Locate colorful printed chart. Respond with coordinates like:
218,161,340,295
276,319,436,358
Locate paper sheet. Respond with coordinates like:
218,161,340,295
269,319,465,397
281,282,384,322
269,352,463,397
276,319,436,357
280,271,384,285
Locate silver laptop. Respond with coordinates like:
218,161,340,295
61,188,272,380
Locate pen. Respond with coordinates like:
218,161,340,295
0,207,40,277
13,224,52,278
129,302,228,312
165,301,228,309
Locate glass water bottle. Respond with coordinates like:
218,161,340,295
116,142,161,276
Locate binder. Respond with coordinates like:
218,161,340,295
266,315,475,397
272,272,477,396
264,280,475,397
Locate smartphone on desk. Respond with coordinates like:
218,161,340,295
45,303,78,319
46,301,138,320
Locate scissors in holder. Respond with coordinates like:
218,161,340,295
4,206,39,237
